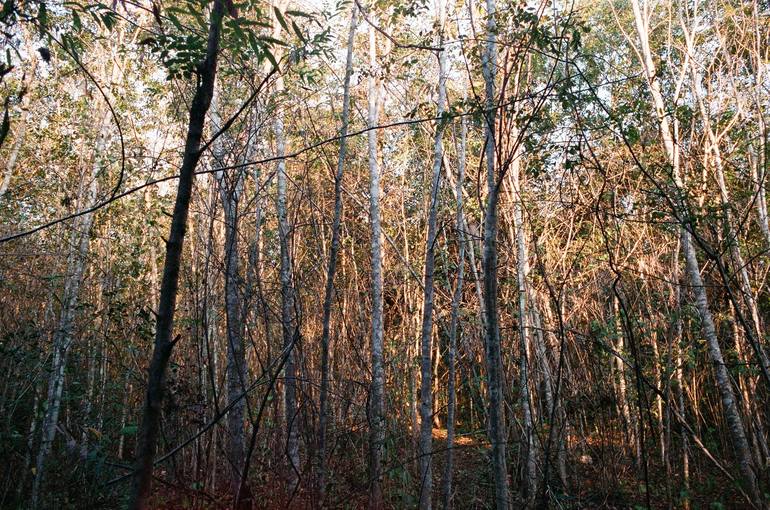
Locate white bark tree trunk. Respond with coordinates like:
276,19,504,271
510,159,536,505
31,107,110,509
367,21,385,510
318,7,357,499
211,90,248,498
274,84,300,492
630,0,761,502
480,0,510,505
442,91,467,510
418,4,448,506
682,26,770,387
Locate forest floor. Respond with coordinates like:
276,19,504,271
147,426,754,509
430,427,496,508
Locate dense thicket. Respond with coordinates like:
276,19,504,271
1,0,769,508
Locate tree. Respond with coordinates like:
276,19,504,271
0,0,769,508
318,4,358,500
479,0,510,505
417,0,448,506
628,0,761,503
367,16,386,509
129,1,225,506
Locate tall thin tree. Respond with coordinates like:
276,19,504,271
274,76,301,492
129,1,224,506
318,5,358,500
628,0,761,503
480,0,510,505
367,19,386,510
417,0,448,506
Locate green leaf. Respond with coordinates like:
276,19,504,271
263,47,278,69
291,20,304,42
285,9,312,18
167,12,184,31
72,10,81,30
256,35,287,47
101,11,116,30
273,6,288,32
1,0,14,22
227,19,245,41
37,3,48,35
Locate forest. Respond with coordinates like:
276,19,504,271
0,0,769,508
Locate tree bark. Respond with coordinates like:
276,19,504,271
367,20,385,510
211,90,248,500
511,158,536,506
274,83,301,493
682,26,770,390
613,294,638,461
418,5,447,506
30,106,110,509
129,2,223,506
629,0,761,503
442,92,466,510
481,0,510,505
318,6,357,500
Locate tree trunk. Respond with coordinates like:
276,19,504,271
442,91,466,510
682,30,770,388
274,85,301,493
367,20,385,510
614,295,639,462
129,2,223,506
672,250,690,510
31,107,110,509
629,0,761,503
750,122,770,250
211,91,248,499
418,5,448,506
481,0,509,505
510,149,536,506
682,230,761,503
318,6,357,500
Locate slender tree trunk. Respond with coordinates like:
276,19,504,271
629,1,761,502
443,157,486,429
418,6,448,506
442,95,466,510
367,21,385,510
672,251,690,510
613,295,637,460
750,122,770,250
211,91,248,500
118,371,131,460
530,301,566,490
31,107,109,509
649,328,666,462
19,380,41,498
681,231,761,502
749,1,770,251
274,84,301,493
80,333,98,459
511,150,536,506
129,3,223,506
481,0,509,505
683,34,770,387
318,7,357,500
